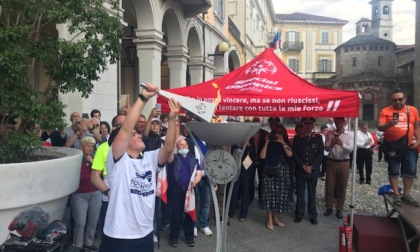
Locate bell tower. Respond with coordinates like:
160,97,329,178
369,0,393,41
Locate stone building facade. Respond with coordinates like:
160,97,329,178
316,0,415,124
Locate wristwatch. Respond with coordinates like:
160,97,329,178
138,94,149,102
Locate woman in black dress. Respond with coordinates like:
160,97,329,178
260,124,293,230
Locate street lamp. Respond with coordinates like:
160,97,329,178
208,41,229,57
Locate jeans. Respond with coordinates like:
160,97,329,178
387,148,418,177
71,191,102,248
195,177,211,228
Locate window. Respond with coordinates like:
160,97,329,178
383,6,389,15
321,31,329,44
214,0,225,20
352,57,357,67
318,59,332,72
288,59,299,73
378,56,383,66
286,31,300,43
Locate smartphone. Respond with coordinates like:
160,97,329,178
82,113,89,119
334,132,339,138
393,112,399,120
155,103,162,112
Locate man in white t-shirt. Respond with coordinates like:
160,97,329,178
99,83,181,252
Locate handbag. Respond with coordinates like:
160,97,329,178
382,106,410,159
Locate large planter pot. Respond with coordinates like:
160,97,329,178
0,147,82,243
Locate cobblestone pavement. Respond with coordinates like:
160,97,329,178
315,155,420,217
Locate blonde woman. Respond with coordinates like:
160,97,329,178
71,136,102,251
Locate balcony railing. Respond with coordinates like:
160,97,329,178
283,41,304,52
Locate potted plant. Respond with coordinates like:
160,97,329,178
0,0,123,242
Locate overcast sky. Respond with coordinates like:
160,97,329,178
272,0,416,45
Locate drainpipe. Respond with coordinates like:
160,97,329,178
202,13,206,82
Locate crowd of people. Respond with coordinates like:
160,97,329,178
28,87,419,252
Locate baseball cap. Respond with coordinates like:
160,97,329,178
151,118,160,124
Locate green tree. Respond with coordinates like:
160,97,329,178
0,0,123,163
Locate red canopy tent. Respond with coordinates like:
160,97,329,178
157,48,359,118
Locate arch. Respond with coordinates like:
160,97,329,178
186,25,203,85
162,8,184,46
186,24,202,57
228,49,241,72
126,0,159,31
362,91,375,120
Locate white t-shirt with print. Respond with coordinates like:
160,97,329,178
104,148,161,239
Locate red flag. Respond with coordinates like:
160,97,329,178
184,165,197,221
156,167,168,204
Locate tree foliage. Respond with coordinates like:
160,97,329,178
0,0,123,163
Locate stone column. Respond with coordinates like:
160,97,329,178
167,45,190,88
414,0,420,110
134,28,165,113
188,56,204,84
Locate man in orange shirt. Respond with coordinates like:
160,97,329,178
378,88,420,207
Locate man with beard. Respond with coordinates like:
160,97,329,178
378,88,420,207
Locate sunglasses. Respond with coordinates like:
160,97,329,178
303,121,313,125
392,98,404,103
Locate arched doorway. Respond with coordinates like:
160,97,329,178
362,91,374,120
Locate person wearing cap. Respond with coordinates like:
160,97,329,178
100,83,181,252
292,117,324,225
323,117,354,219
143,108,163,152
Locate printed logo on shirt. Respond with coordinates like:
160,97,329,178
130,170,154,197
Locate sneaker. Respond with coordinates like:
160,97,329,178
194,227,198,237
200,227,213,236
184,238,195,247
393,195,402,206
401,195,420,207
169,239,178,247
83,245,98,251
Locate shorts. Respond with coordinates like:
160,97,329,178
387,148,418,177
